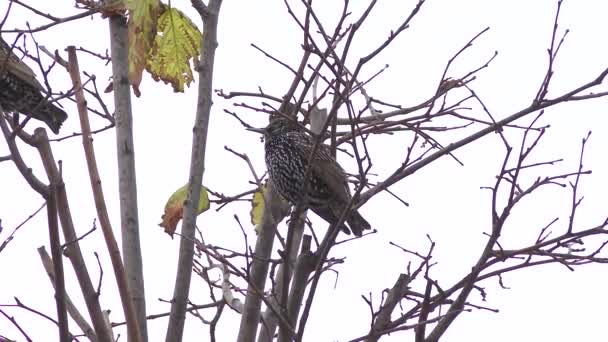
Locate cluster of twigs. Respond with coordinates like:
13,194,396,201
0,32,137,342
197,1,608,342
1,0,607,342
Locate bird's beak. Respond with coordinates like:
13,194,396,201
246,126,265,134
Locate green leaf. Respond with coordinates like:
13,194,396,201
146,7,202,93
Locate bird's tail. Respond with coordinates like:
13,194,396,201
312,206,352,235
347,210,371,237
35,102,67,134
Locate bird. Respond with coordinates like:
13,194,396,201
249,117,371,236
0,36,67,134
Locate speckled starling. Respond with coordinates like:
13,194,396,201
251,117,371,236
0,37,67,134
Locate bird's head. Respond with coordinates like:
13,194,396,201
247,117,303,141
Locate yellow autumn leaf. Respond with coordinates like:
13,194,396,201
250,182,289,234
159,184,209,237
125,0,163,97
250,183,268,234
146,7,202,93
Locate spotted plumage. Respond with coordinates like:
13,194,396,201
259,117,371,236
0,36,67,134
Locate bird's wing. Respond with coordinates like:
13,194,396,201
287,132,351,203
0,38,45,91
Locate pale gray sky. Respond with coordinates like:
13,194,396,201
1,1,607,341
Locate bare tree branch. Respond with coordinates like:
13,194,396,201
66,46,141,342
107,15,148,341
38,247,98,342
46,182,69,342
166,1,223,341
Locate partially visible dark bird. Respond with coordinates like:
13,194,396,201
0,37,67,134
250,117,371,236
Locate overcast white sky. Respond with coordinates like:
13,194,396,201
1,1,607,341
